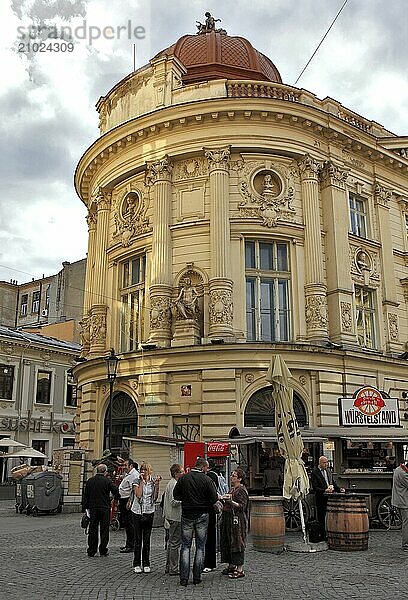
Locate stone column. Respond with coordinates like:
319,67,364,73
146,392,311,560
146,156,173,347
298,154,328,340
80,210,96,356
375,183,400,352
319,160,356,344
204,146,234,340
89,187,111,356
77,382,97,452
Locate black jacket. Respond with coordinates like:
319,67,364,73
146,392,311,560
82,473,120,511
310,467,340,496
173,469,218,517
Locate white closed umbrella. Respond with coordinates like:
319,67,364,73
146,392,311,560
266,354,310,543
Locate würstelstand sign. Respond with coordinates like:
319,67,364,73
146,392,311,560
339,386,400,427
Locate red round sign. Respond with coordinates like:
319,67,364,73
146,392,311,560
353,386,385,416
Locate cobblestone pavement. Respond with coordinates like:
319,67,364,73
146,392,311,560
0,501,407,600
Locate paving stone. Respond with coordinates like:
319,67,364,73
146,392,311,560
0,500,407,599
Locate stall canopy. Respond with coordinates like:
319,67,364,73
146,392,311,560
0,439,27,448
228,426,408,444
5,448,48,459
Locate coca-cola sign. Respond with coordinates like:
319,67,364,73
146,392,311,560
206,442,230,456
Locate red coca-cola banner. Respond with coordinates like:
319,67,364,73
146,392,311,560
206,442,230,457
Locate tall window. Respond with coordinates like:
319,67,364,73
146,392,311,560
36,371,52,404
349,193,367,238
355,286,376,349
20,294,28,316
120,255,146,352
0,365,14,400
32,291,40,313
65,372,77,407
245,240,290,342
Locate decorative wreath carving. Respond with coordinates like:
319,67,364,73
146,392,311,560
237,160,296,227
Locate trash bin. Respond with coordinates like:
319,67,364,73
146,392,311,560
15,478,29,514
25,471,63,516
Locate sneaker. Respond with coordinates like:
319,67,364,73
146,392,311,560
133,566,143,573
403,546,408,552
203,567,215,573
180,580,188,587
143,566,151,573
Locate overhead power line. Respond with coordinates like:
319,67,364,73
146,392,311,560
294,0,349,86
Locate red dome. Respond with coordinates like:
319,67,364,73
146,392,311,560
156,31,282,85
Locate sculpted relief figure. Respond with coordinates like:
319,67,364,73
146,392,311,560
171,277,200,321
262,174,278,196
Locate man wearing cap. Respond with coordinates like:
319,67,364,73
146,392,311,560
82,463,120,557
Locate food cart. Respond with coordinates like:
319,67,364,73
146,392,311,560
228,386,408,530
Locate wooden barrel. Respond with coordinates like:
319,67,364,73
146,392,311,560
250,496,285,553
326,493,369,551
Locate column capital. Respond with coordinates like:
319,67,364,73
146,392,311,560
297,153,320,180
93,187,112,211
204,146,231,171
146,155,173,184
374,182,392,208
319,161,349,189
86,211,97,232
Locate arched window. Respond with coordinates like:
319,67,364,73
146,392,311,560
104,392,138,451
244,385,307,427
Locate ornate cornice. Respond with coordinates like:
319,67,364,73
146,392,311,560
76,105,408,205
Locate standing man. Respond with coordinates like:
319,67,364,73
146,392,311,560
82,463,120,557
391,460,408,551
173,457,218,587
311,456,344,528
163,463,184,575
118,459,139,553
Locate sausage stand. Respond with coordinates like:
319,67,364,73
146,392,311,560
228,386,408,531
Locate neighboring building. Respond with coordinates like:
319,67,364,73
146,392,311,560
73,21,408,456
0,326,80,469
0,259,86,342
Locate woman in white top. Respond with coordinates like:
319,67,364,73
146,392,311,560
128,463,161,573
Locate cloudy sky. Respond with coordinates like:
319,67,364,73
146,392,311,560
0,0,407,283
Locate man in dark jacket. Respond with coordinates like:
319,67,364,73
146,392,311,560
311,456,344,528
173,457,218,587
82,463,120,557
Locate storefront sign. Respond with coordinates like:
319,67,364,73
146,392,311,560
339,386,400,426
0,416,75,434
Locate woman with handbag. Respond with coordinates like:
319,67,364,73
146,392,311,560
219,468,249,579
128,463,161,573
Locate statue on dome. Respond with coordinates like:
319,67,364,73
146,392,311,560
196,12,226,35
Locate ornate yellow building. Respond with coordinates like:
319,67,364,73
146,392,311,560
74,26,408,455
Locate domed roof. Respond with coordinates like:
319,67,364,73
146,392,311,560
156,31,282,85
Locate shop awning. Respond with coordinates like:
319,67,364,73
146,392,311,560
228,426,327,443
228,426,408,444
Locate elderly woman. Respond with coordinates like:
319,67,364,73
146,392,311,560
219,468,249,579
128,463,161,573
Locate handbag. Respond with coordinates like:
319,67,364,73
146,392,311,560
81,513,90,533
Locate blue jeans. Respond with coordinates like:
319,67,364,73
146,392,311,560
179,513,209,583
